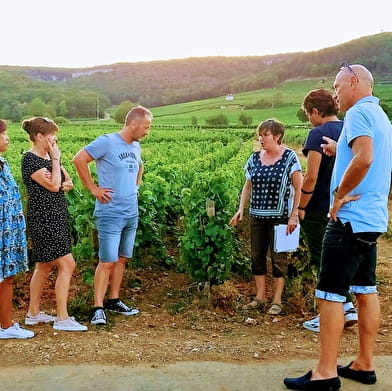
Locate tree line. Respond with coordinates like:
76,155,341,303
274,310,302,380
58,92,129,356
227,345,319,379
0,32,391,121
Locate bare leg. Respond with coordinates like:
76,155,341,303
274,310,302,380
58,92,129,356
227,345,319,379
313,299,344,379
272,276,285,305
27,262,54,316
350,293,380,371
54,254,76,320
108,256,127,299
254,275,267,302
93,261,115,307
0,277,14,329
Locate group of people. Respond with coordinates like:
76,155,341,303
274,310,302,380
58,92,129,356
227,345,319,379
0,106,153,338
229,64,391,389
1,63,391,390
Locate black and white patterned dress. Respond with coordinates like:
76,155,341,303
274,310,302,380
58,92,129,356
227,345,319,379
21,152,71,263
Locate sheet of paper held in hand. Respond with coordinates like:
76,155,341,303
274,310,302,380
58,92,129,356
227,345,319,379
273,224,300,253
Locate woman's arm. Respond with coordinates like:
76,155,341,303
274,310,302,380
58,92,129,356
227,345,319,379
30,160,62,192
298,150,321,219
287,170,303,233
229,179,251,226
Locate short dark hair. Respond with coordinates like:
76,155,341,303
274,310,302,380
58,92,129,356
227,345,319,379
302,89,338,117
0,119,7,133
257,119,285,145
125,105,153,125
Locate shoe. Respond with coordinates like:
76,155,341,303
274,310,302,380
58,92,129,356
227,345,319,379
25,311,56,325
267,302,282,315
303,316,320,332
105,299,139,316
53,317,88,331
0,323,35,339
91,308,107,325
337,361,376,384
344,308,358,328
303,309,358,333
242,298,266,310
283,370,341,390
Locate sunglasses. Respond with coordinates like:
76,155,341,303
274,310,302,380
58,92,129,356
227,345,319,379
340,61,359,82
37,117,52,123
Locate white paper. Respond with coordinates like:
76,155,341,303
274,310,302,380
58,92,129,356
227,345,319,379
273,224,300,253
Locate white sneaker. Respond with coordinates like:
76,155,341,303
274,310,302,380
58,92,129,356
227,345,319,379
303,308,358,333
0,323,35,339
344,307,358,328
25,311,56,325
53,317,88,331
303,315,320,332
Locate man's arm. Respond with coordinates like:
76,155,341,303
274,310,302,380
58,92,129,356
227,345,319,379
72,149,113,203
329,136,372,220
136,162,144,186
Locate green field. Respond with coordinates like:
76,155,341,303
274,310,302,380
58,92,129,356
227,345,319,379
3,76,391,286
150,77,392,127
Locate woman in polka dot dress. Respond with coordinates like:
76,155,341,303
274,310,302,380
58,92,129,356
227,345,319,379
230,119,302,315
21,117,87,332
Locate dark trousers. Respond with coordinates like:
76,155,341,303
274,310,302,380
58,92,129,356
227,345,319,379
250,217,288,278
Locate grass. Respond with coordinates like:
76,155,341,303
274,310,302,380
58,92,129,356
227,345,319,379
57,77,392,129
149,77,392,128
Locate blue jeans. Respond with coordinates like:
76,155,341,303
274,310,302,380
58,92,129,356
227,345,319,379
315,219,380,302
95,215,138,262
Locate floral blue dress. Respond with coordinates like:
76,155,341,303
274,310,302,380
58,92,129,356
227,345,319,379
0,157,28,282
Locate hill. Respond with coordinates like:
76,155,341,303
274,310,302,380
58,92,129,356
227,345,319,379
0,32,391,120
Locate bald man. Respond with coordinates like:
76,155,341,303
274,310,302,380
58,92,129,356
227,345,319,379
284,64,392,390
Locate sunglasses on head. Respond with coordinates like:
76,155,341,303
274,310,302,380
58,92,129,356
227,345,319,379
36,117,52,123
340,61,359,82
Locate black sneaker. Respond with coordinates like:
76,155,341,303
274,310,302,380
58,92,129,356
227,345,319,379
105,299,139,316
91,308,107,325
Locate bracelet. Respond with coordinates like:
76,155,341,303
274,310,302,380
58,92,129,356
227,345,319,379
298,206,306,210
52,158,59,161
301,188,313,195
333,186,345,200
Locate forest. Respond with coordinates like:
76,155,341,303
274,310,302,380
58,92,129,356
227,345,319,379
1,32,391,121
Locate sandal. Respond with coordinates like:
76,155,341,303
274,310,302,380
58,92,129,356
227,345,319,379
242,298,266,310
267,303,282,315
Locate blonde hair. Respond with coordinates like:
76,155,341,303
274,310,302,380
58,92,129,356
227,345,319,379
125,105,153,125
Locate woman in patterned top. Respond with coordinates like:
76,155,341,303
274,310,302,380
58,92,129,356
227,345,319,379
0,119,34,339
230,119,302,315
21,117,87,332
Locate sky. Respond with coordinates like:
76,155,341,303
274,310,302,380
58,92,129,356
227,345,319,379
1,0,391,69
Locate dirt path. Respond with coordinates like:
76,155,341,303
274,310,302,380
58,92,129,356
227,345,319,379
1,357,392,391
0,237,391,390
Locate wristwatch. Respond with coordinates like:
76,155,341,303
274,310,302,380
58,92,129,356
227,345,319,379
333,186,345,200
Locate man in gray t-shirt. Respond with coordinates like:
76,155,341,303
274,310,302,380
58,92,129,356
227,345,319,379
73,105,152,325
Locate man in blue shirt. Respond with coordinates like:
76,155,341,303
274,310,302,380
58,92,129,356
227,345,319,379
284,64,392,390
73,106,152,325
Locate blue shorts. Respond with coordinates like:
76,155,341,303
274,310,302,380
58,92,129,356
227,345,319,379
315,219,380,302
95,215,138,262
